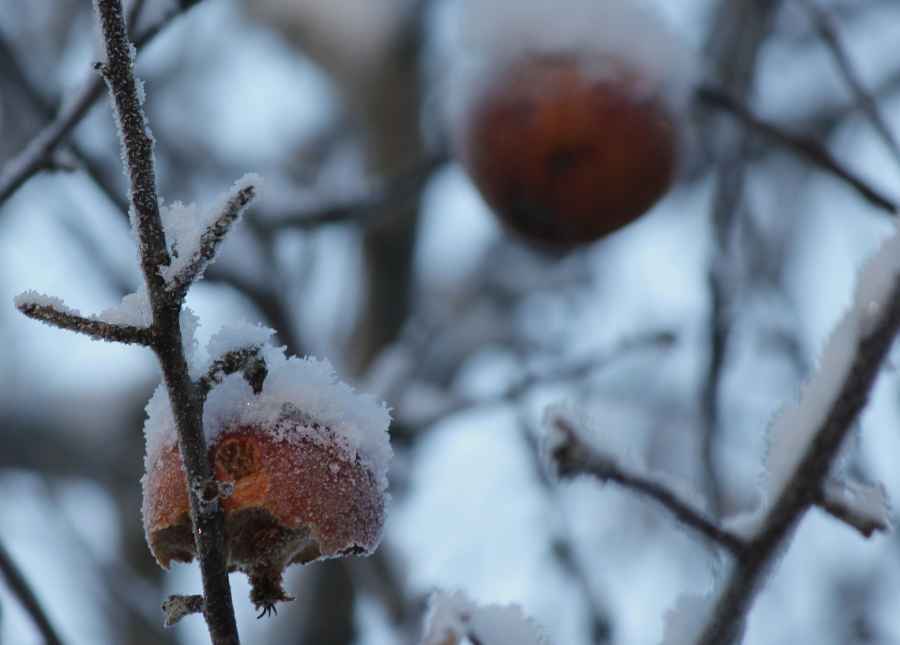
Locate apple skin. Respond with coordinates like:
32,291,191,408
458,54,679,246
143,421,385,610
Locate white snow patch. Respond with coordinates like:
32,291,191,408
14,290,81,316
751,226,900,536
95,286,152,328
158,174,262,285
437,0,697,149
823,478,892,533
206,322,275,361
143,341,392,493
421,590,550,645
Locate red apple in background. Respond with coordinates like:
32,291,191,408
457,54,680,247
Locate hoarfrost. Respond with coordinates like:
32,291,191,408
543,402,706,514
143,340,392,494
13,291,81,316
206,322,276,361
158,174,262,286
95,286,152,328
759,228,900,535
822,478,892,534
421,590,549,645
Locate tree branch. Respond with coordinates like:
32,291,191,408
258,154,443,232
798,0,900,170
696,265,900,645
92,1,239,643
162,594,205,627
0,0,205,208
0,538,64,645
168,183,257,300
548,416,746,557
15,297,152,345
817,478,891,539
697,84,898,215
198,345,267,397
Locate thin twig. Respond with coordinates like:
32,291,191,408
798,0,900,171
0,0,205,207
817,479,890,539
92,1,240,643
16,300,153,345
168,184,257,299
697,84,898,214
258,154,443,232
198,346,267,397
549,416,746,556
696,273,900,645
0,32,128,213
0,538,65,645
163,594,205,627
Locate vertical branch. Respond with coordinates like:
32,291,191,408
798,0,900,171
696,274,900,645
0,538,65,645
91,1,239,643
699,0,781,516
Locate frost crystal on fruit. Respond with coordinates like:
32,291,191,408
141,339,391,612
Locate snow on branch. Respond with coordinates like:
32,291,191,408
545,406,746,556
420,591,550,645
162,594,204,627
164,176,260,299
199,346,267,398
696,226,900,645
819,478,891,539
15,291,153,345
91,1,241,642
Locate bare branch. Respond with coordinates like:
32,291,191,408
799,0,900,170
697,84,898,215
697,268,900,645
162,594,205,627
0,538,65,645
15,297,152,345
817,478,891,539
259,155,443,232
92,1,239,643
0,0,205,207
548,415,746,556
168,183,258,299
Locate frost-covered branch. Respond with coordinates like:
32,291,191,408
0,538,64,645
198,345,267,397
696,230,900,645
167,183,257,299
162,594,205,627
92,2,239,643
547,414,746,556
798,0,900,170
817,478,891,539
15,292,153,345
697,84,898,215
0,0,205,208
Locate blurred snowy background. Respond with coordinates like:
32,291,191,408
2,0,900,644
